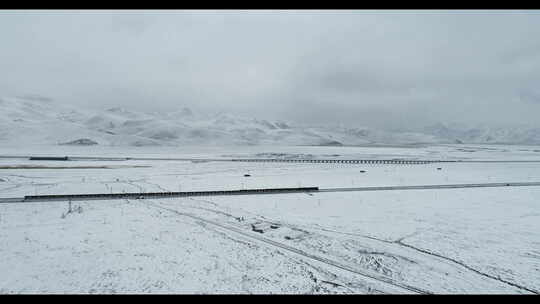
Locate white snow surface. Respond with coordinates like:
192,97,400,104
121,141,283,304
1,144,540,293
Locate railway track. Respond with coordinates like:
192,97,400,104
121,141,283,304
3,182,540,203
319,182,540,193
228,158,440,164
2,154,445,164
0,187,319,203
3,154,540,164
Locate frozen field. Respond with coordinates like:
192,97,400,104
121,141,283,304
1,144,540,294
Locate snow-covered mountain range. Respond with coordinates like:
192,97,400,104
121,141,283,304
1,95,539,146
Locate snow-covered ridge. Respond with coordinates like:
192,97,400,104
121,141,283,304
1,95,539,146
423,122,540,145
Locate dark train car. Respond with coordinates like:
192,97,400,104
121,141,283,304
29,156,69,161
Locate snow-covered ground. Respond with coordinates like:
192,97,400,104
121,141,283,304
1,144,540,293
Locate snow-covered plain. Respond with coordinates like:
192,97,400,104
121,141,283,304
1,144,540,294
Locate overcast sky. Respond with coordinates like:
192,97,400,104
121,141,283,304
2,10,540,130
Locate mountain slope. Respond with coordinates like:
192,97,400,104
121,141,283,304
1,95,539,146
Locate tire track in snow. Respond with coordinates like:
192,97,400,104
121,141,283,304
394,240,539,295
308,226,539,294
171,196,540,294
198,223,368,294
179,196,537,295
143,200,431,294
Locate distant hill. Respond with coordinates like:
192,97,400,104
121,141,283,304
1,95,539,146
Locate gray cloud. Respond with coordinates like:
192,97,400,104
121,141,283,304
1,10,540,130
